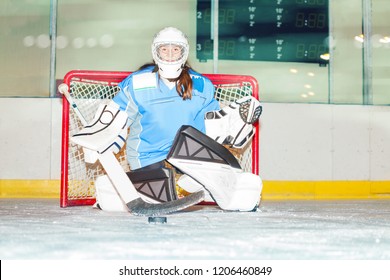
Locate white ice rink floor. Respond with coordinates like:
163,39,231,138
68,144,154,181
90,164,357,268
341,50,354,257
1,198,390,260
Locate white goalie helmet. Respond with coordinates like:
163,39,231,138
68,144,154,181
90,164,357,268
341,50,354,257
151,27,189,79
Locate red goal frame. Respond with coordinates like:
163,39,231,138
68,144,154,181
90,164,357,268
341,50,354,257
60,70,260,207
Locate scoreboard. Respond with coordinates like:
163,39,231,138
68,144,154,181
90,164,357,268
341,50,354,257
196,0,329,64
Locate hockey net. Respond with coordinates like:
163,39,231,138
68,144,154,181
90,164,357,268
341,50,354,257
60,70,260,207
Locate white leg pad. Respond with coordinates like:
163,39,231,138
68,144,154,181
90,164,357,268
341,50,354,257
221,173,262,211
169,159,263,211
177,175,214,202
95,175,128,212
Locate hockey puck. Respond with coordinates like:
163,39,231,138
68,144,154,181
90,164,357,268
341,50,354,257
148,217,167,224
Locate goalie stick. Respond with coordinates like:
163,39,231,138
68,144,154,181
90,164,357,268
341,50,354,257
58,83,205,216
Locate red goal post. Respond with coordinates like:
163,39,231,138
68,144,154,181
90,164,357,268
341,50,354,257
60,70,260,207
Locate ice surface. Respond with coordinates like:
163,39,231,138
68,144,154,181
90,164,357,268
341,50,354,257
1,198,390,260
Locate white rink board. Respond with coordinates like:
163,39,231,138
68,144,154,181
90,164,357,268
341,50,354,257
259,103,390,180
0,98,61,179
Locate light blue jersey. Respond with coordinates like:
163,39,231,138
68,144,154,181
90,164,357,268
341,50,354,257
113,66,220,170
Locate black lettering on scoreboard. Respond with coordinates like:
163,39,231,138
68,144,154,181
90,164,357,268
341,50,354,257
196,0,329,64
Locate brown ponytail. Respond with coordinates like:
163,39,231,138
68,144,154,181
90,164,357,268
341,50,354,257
175,64,193,100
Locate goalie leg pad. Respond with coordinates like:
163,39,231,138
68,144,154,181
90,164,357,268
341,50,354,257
172,161,262,211
95,175,128,212
95,165,178,211
177,175,214,202
126,165,178,203
167,125,263,211
221,173,262,211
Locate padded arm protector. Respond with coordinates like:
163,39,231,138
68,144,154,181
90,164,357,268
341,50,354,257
71,101,129,154
205,96,262,148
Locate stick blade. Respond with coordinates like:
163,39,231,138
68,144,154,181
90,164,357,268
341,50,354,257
126,190,205,216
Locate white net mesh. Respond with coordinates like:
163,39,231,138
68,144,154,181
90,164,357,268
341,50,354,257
63,73,257,206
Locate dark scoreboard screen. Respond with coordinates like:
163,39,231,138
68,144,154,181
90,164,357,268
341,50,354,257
196,0,329,64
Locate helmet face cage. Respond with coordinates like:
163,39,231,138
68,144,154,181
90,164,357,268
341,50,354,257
151,28,189,79
153,42,188,65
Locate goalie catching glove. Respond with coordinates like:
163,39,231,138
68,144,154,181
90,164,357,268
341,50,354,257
71,101,129,155
205,96,262,149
